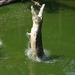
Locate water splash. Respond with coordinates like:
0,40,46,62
25,41,52,62
25,34,62,63
0,39,3,46
25,47,41,62
25,46,61,63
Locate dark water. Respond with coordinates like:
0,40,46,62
0,1,75,75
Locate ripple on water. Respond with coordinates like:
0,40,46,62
25,46,63,64
66,72,75,75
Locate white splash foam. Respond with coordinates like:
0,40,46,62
0,39,3,46
25,34,52,62
25,47,41,62
25,45,51,62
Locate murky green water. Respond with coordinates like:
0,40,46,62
0,1,75,75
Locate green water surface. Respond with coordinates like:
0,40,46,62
0,1,75,75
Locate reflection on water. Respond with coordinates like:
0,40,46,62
58,9,62,37
28,61,36,75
